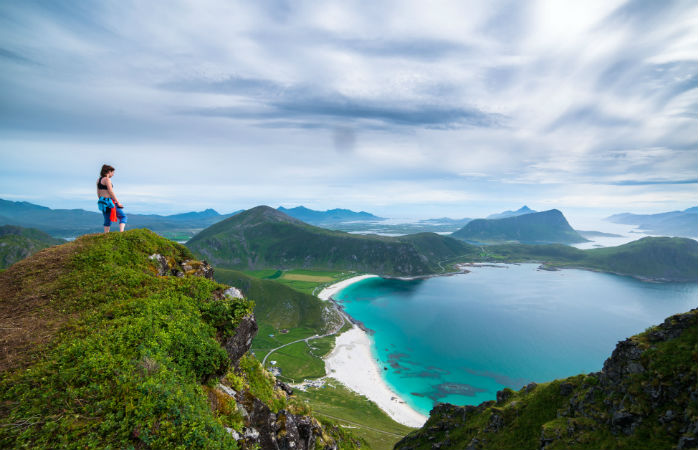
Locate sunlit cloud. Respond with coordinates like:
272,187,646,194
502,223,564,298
0,0,695,219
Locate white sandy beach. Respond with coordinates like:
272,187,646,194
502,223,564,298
317,274,379,300
324,326,428,428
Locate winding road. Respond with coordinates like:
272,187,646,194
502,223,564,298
261,308,348,367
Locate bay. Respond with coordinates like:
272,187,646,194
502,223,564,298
334,264,697,415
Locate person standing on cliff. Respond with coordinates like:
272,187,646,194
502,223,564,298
97,164,127,233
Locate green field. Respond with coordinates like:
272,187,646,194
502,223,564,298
295,379,416,450
242,268,357,295
267,337,333,382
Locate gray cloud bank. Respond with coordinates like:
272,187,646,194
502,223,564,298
0,0,695,216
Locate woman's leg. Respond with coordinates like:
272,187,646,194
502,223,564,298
103,209,111,233
116,207,127,232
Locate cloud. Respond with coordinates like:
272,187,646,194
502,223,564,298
0,0,695,218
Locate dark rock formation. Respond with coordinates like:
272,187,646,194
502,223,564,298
224,313,258,365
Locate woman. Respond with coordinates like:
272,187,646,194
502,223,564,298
97,164,127,233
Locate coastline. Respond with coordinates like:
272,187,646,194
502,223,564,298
317,274,379,300
324,325,428,428
318,274,427,428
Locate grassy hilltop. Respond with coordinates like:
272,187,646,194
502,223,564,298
186,205,475,276
0,230,360,450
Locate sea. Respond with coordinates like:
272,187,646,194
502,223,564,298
334,264,697,416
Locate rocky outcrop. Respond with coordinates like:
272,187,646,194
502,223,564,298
235,390,335,450
224,313,258,364
149,253,214,279
395,309,698,450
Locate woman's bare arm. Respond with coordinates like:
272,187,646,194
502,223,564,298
105,178,122,207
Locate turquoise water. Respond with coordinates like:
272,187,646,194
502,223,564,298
334,264,697,415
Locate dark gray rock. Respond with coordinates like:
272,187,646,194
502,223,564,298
524,382,538,393
677,435,697,450
148,253,169,276
496,388,513,404
487,413,504,432
559,382,574,396
276,379,294,396
224,314,258,364
181,259,214,279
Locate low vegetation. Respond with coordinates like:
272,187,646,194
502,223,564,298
0,230,252,449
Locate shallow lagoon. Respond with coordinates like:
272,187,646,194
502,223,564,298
334,264,697,415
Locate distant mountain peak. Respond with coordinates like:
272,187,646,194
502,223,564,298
234,205,305,225
486,205,538,220
453,208,586,244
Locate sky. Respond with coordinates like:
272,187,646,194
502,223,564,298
0,0,696,224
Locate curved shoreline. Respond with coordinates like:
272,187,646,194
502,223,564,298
317,274,380,300
319,275,427,428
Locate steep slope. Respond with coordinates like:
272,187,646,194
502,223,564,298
606,207,698,238
0,230,354,450
0,225,65,268
187,206,475,276
452,209,587,244
213,268,343,334
395,309,698,450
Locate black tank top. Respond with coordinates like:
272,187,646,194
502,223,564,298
97,177,110,190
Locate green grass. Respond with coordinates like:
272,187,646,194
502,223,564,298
242,269,283,279
0,229,253,450
267,341,327,382
295,379,416,450
213,268,341,333
241,268,355,295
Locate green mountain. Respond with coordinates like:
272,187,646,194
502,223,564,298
452,209,588,244
0,230,357,450
395,308,698,450
483,236,698,282
0,225,65,269
0,198,240,237
186,205,476,276
606,207,698,238
277,205,383,224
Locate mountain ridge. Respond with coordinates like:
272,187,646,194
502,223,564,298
452,209,588,244
0,198,241,237
277,205,383,224
187,206,476,276
606,207,697,238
